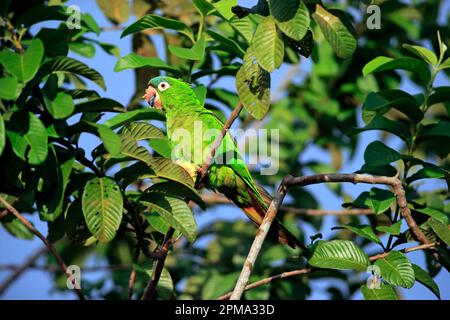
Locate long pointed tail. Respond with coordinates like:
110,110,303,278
239,185,303,249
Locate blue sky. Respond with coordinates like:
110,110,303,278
0,0,449,300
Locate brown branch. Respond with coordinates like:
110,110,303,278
229,176,290,300
141,227,175,300
220,242,438,300
201,193,374,216
0,195,85,300
195,101,244,188
0,246,47,296
229,173,433,300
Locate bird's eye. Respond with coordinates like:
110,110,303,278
158,81,170,91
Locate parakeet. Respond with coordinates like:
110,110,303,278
143,76,301,248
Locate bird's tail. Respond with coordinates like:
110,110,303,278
239,185,303,249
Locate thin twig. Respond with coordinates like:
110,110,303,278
128,250,140,300
0,195,86,300
220,242,438,300
229,172,433,300
141,227,175,300
0,247,47,296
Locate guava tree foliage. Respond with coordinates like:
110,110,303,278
0,0,449,300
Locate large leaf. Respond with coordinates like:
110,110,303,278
376,220,402,236
427,218,450,246
374,250,415,288
207,30,245,57
120,136,194,188
364,141,403,167
0,76,19,100
41,56,106,90
360,284,398,300
349,116,412,144
74,98,125,114
82,177,124,243
363,56,431,85
253,16,284,72
43,76,75,119
75,121,122,156
312,5,356,58
369,187,395,215
236,46,271,120
333,224,381,244
146,181,205,209
308,240,370,271
104,109,165,129
121,15,194,42
114,53,181,76
0,39,44,83
120,122,165,141
6,111,48,165
139,193,197,243
168,34,206,61
403,44,438,66
273,0,309,41
412,264,441,299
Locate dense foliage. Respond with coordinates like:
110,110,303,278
0,0,449,300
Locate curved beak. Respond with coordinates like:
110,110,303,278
142,85,162,109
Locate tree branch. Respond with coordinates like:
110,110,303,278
229,172,433,300
220,242,438,300
0,195,86,300
141,227,175,300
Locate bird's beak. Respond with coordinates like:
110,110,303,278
142,85,163,109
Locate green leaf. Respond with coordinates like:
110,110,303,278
413,207,449,225
230,16,255,44
145,211,172,235
1,216,34,240
364,141,403,167
417,121,450,140
369,187,396,215
236,46,271,120
41,56,106,90
253,16,284,72
334,224,381,244
312,5,356,58
78,121,122,157
427,218,450,246
273,0,310,41
213,0,237,20
74,98,125,114
0,38,44,83
361,283,398,300
0,76,19,100
104,109,165,130
82,177,124,243
363,91,423,123
168,33,206,61
69,42,96,58
121,15,195,42
440,57,450,70
6,111,48,165
114,53,181,76
120,136,194,188
349,116,412,144
146,181,205,209
44,92,75,120
193,85,207,106
308,240,370,271
406,163,448,185
193,0,215,16
363,56,431,85
376,220,402,235
121,122,165,141
374,250,415,288
428,87,450,106
139,193,197,243
207,30,245,57
403,44,438,66
268,0,298,22
0,115,5,156
412,264,440,299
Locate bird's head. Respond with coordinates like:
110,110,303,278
143,76,197,112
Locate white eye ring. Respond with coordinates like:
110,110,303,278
158,81,170,91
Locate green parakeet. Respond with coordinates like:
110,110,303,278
143,76,301,248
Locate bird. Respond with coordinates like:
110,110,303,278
143,76,302,248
